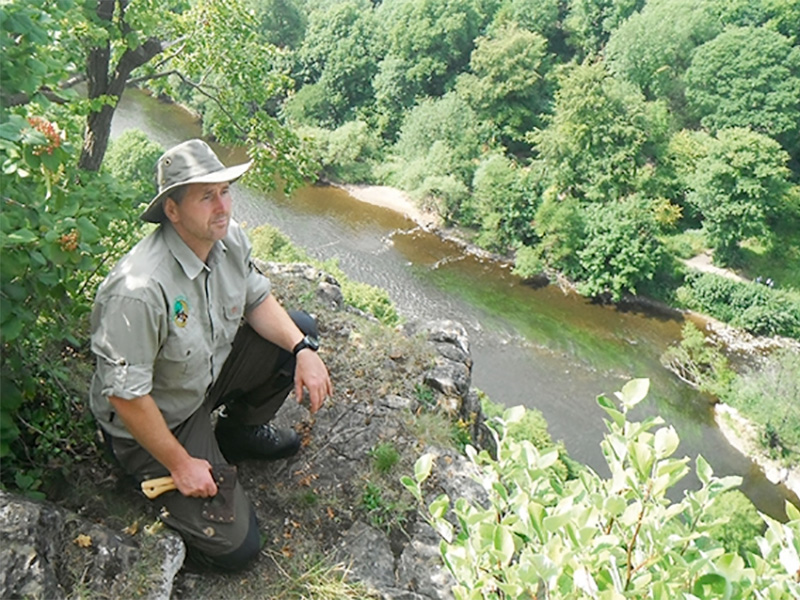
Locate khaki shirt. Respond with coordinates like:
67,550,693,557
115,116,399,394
90,220,271,439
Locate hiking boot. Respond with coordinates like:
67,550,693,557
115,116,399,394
215,419,301,462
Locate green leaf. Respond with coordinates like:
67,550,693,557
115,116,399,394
493,525,515,565
414,453,433,484
543,511,573,533
433,517,453,543
597,393,627,427
786,501,800,522
503,405,526,424
1,317,25,342
538,447,559,470
604,496,627,517
0,115,27,141
6,229,37,244
692,573,732,600
696,455,713,485
40,151,62,172
654,426,680,458
616,378,650,410
76,216,100,243
429,494,450,520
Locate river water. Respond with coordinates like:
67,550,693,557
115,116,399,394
111,88,797,519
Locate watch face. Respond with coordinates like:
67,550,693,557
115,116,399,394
295,334,319,354
305,335,320,351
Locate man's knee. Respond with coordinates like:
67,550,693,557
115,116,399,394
288,310,318,338
186,507,260,572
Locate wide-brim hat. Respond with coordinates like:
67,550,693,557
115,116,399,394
141,139,253,223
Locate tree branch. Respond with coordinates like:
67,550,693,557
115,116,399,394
126,69,248,136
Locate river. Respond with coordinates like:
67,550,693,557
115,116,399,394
111,88,797,520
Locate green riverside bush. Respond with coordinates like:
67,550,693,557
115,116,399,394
676,272,800,339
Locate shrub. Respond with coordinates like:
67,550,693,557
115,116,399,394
1,113,144,491
721,349,800,463
660,321,735,397
577,196,665,301
403,379,800,599
706,490,763,557
676,272,800,339
298,121,380,183
250,224,310,264
248,224,400,326
102,129,164,203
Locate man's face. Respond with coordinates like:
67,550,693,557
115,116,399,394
166,181,232,251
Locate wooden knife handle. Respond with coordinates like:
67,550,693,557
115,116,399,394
141,476,177,499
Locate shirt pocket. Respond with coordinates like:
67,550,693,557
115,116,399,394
156,333,201,381
220,302,244,346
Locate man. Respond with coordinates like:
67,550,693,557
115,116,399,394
90,139,332,571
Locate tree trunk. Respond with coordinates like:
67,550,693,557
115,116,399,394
78,0,164,171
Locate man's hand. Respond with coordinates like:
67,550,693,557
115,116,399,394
294,350,333,414
109,394,218,498
171,456,218,498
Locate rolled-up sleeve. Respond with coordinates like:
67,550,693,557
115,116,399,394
245,256,271,313
91,295,162,400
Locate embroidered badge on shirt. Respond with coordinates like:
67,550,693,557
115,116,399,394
173,295,189,328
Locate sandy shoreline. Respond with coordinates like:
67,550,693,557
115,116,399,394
335,183,442,229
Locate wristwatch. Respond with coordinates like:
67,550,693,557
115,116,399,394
292,334,319,356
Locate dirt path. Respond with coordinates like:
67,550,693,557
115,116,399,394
682,251,747,282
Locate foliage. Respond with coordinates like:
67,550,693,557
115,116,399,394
467,153,536,251
246,0,307,49
481,393,574,481
659,322,735,397
563,0,645,58
684,25,800,153
337,277,401,327
298,120,380,183
249,224,311,264
248,224,401,327
403,379,800,599
294,0,380,127
605,0,723,103
376,0,491,99
455,25,552,150
513,193,585,280
361,480,410,533
102,130,164,203
530,61,655,204
706,490,764,557
576,195,666,301
491,0,564,44
675,272,800,339
0,0,81,104
720,349,800,463
685,127,792,265
369,442,401,474
389,93,487,220
737,185,800,290
0,112,144,487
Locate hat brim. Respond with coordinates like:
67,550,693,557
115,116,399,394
140,161,253,223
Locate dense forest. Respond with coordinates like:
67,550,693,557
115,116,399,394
248,0,800,323
2,1,800,596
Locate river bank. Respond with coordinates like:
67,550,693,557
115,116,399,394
338,181,800,507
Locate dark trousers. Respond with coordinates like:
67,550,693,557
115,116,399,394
107,311,317,571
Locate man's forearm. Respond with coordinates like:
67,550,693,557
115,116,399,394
108,394,217,497
109,394,192,473
245,294,305,351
